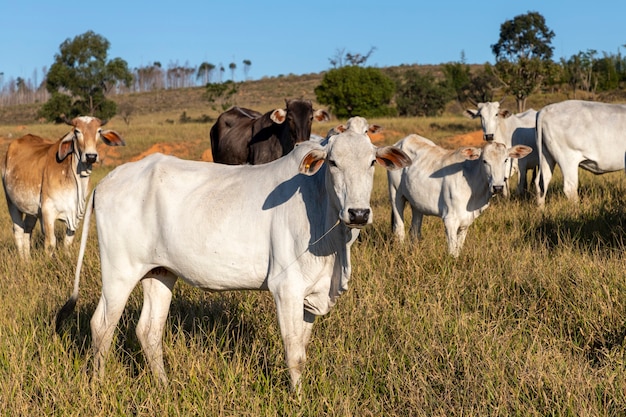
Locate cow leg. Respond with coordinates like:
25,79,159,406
272,282,309,393
560,163,580,203
6,201,29,259
443,216,462,258
41,209,57,256
21,215,37,259
63,229,76,250
90,273,139,381
389,185,406,241
136,270,177,385
455,225,470,255
535,153,555,208
409,208,423,242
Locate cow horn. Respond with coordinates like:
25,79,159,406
100,119,108,126
468,97,478,107
61,115,73,126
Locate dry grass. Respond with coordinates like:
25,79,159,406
1,108,626,415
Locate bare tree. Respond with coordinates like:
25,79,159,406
329,47,376,68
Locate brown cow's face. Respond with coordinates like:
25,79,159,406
73,116,103,164
58,116,125,166
285,99,315,144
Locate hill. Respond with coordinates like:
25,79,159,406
0,72,326,125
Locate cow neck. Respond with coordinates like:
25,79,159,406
464,158,492,208
72,152,93,222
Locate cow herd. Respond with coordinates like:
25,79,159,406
2,96,624,391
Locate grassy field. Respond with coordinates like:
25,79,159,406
1,106,626,416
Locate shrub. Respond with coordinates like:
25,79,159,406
314,66,396,118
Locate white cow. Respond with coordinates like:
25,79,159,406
55,130,411,391
535,99,626,208
465,101,538,197
387,134,531,257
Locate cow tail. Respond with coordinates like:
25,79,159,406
55,189,95,333
535,110,545,197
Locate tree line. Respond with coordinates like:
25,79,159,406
0,32,252,108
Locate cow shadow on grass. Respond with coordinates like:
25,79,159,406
527,199,626,255
57,291,282,384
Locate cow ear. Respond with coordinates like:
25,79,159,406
299,149,326,175
100,130,126,147
335,124,347,133
464,109,479,119
460,147,481,160
57,135,75,161
313,109,330,122
509,144,533,159
375,146,412,171
368,124,383,134
270,108,287,124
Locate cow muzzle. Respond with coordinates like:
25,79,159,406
484,134,494,141
85,153,98,164
492,185,504,194
347,208,371,227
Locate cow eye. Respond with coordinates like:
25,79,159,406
328,160,337,167
74,129,80,136
370,160,376,167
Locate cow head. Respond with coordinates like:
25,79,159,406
467,142,532,194
325,116,382,139
58,116,126,167
299,130,411,227
465,99,510,142
270,99,330,146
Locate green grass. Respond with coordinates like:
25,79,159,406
1,114,626,416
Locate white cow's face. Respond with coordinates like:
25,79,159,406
476,102,502,142
299,130,411,228
480,142,532,194
325,132,378,227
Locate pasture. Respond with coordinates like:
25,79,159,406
1,112,626,416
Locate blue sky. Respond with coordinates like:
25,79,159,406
1,0,625,85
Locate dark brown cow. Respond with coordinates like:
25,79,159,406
210,99,330,165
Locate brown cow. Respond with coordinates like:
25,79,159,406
2,116,125,259
210,99,330,165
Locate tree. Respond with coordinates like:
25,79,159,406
328,47,376,68
205,80,238,111
314,66,395,118
466,65,499,103
39,31,132,121
490,11,555,112
242,59,252,80
229,62,237,81
442,61,471,104
197,62,216,85
395,70,454,117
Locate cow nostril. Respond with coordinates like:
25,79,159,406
348,208,370,224
484,134,494,141
85,153,98,164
